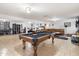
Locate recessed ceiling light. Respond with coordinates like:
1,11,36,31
26,7,31,13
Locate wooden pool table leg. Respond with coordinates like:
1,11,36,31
52,36,54,43
33,46,37,56
22,40,26,49
33,41,37,56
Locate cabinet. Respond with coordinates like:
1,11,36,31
0,21,10,35
12,23,22,34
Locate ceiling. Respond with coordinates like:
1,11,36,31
0,3,79,22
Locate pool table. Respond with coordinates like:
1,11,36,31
19,32,54,56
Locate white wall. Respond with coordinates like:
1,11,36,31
10,19,53,33
4,17,77,34
0,13,78,34
52,18,77,34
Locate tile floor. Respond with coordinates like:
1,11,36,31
0,35,79,56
